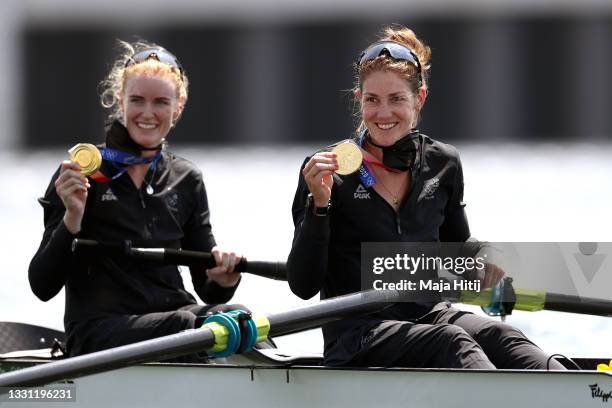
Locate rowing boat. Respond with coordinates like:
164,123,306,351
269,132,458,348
1,289,612,407
1,353,612,407
3,244,612,407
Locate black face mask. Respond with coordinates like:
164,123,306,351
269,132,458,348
366,130,419,172
105,120,163,156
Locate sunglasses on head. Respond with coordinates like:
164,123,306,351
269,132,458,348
125,48,184,77
358,41,422,81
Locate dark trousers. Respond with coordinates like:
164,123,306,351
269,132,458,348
74,303,247,359
351,305,566,370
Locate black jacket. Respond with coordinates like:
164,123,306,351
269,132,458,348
287,133,479,365
29,148,237,355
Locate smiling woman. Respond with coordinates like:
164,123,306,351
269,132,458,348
101,44,188,160
122,75,181,151
286,25,566,370
27,40,248,359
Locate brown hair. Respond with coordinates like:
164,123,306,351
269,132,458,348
357,25,431,93
354,25,431,132
99,40,189,124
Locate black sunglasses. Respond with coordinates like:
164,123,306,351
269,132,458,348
358,41,422,81
125,48,184,77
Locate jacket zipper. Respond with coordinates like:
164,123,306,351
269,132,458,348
395,213,402,235
139,190,146,209
139,190,152,240
395,171,416,236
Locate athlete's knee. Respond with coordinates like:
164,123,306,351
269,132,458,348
168,310,197,331
435,324,479,352
483,321,526,342
438,323,472,343
434,324,491,369
227,303,250,313
207,303,251,314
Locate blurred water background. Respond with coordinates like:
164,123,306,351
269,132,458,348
1,143,611,356
0,0,611,358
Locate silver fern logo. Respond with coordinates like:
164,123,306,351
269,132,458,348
421,177,439,200
166,191,179,211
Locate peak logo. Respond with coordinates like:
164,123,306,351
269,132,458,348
354,184,371,200
101,187,118,202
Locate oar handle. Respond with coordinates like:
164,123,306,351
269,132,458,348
71,239,287,281
71,238,129,257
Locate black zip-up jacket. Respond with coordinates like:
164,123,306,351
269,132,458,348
29,149,238,355
287,134,480,365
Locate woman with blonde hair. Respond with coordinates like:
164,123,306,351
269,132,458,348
29,41,245,358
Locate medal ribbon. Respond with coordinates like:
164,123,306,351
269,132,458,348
90,147,162,183
355,133,402,188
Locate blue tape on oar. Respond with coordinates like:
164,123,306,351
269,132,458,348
203,310,261,357
244,318,258,351
228,310,258,353
482,279,505,316
204,313,241,358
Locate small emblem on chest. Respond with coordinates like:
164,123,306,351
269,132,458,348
353,184,371,200
101,187,118,202
166,190,179,210
420,177,440,200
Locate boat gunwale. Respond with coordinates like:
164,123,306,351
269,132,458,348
2,357,611,377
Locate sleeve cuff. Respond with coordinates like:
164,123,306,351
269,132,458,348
301,210,331,239
53,220,79,251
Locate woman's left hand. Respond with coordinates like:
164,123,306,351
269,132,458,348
479,263,505,289
206,246,242,288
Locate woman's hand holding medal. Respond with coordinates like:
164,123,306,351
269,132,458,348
55,160,90,234
302,152,338,207
55,143,101,234
303,141,363,207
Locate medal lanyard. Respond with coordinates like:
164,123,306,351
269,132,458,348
90,147,162,183
361,151,403,173
355,134,401,188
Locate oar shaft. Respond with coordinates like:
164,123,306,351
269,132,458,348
130,248,287,281
0,328,217,388
0,289,400,388
268,289,401,337
72,239,287,281
544,293,612,317
461,284,612,317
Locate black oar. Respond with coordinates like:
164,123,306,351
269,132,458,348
460,284,612,318
0,289,400,388
71,239,287,281
454,277,612,317
542,292,612,317
69,241,612,317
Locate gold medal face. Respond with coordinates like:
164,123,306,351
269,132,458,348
332,142,363,175
68,143,102,176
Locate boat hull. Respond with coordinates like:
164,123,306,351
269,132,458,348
2,360,612,407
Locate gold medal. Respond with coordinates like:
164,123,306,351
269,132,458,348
332,141,363,175
68,143,102,176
